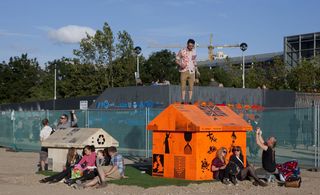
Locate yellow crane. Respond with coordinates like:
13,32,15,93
148,33,241,62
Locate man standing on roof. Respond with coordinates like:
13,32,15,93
176,39,197,104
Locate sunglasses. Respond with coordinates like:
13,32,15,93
223,150,227,154
233,149,240,152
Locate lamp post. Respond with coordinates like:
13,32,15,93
134,46,142,84
240,42,248,88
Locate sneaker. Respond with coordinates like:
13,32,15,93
267,175,276,183
257,179,268,187
222,178,231,186
72,183,84,190
181,102,185,104
247,176,254,182
188,102,192,105
96,181,107,189
39,179,47,183
230,176,238,186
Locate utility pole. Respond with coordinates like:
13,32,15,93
240,43,248,88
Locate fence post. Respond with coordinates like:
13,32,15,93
147,107,150,158
314,102,319,168
86,110,89,128
145,108,148,158
317,104,320,168
11,110,16,150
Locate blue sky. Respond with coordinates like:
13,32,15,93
0,0,319,65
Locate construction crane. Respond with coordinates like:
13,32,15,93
148,33,241,62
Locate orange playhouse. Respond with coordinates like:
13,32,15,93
147,103,252,180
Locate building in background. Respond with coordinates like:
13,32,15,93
197,52,282,69
284,32,320,67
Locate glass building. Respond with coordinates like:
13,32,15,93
284,32,320,66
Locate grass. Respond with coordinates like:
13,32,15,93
36,166,212,188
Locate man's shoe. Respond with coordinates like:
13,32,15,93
222,178,231,186
257,179,268,187
230,176,238,186
39,179,47,183
188,102,192,105
181,102,185,104
96,181,107,189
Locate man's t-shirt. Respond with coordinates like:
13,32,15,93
40,126,52,141
262,146,276,172
111,153,124,176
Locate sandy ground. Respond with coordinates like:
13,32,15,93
0,148,319,195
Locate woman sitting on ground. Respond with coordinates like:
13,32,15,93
229,146,267,187
65,145,97,185
39,147,81,183
211,147,231,185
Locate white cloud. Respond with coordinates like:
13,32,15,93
48,25,96,44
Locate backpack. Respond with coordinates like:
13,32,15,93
276,160,301,188
50,128,55,135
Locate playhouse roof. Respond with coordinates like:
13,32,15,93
42,128,119,148
147,104,252,132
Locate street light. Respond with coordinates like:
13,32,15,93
240,42,248,88
134,46,142,85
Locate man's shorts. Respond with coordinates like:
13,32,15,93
39,151,48,161
180,71,195,91
99,166,122,181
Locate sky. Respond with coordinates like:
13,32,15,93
0,0,319,65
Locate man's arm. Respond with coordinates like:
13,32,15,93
105,165,118,176
256,128,268,151
175,50,181,66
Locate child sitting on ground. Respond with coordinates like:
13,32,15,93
96,150,105,167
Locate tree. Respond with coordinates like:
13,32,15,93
141,50,179,84
74,22,115,87
0,54,42,103
265,57,288,90
287,58,319,92
112,30,136,86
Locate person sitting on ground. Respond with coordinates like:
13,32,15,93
96,150,105,167
255,127,277,182
39,147,81,183
65,145,96,185
56,111,77,131
39,119,53,171
103,147,111,166
79,146,125,189
229,146,267,187
211,147,231,185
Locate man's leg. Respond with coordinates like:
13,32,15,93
98,166,113,182
105,170,121,180
187,73,195,103
39,151,47,171
83,176,100,188
180,72,187,103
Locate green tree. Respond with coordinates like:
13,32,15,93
141,50,179,84
112,30,136,86
287,58,319,92
0,54,42,103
